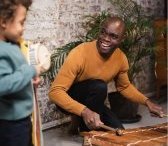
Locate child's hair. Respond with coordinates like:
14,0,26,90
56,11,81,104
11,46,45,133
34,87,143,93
0,0,32,21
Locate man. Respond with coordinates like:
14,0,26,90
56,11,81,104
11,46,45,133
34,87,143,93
49,16,163,132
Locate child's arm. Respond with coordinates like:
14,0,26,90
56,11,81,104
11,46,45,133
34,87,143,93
0,60,36,96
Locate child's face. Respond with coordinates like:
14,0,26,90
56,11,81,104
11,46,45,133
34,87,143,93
2,4,27,43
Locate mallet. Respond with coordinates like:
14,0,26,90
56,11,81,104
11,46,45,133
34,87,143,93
100,124,124,136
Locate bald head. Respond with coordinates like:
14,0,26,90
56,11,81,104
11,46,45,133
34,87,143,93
102,16,126,35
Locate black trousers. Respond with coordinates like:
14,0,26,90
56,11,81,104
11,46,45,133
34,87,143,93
0,116,33,146
68,79,124,131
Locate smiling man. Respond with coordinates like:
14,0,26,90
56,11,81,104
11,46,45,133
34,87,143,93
49,16,163,133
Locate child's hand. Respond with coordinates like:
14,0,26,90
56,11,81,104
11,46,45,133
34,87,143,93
32,76,41,87
35,65,46,75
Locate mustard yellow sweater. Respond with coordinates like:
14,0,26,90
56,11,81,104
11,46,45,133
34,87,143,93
49,40,148,116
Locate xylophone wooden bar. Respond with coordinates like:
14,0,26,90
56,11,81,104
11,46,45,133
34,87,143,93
81,123,168,146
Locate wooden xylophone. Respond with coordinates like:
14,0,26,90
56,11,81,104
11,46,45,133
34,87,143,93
81,123,168,146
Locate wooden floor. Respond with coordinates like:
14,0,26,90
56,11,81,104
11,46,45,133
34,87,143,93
43,98,167,146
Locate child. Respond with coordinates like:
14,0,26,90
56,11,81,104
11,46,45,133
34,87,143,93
0,0,43,146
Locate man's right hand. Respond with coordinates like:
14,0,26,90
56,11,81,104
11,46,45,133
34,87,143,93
81,107,104,130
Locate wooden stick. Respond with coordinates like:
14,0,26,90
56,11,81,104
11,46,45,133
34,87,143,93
162,114,168,117
100,124,124,136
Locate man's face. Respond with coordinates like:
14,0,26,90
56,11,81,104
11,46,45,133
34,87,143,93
97,20,125,58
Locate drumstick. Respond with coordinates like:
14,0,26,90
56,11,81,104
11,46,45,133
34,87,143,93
100,124,124,136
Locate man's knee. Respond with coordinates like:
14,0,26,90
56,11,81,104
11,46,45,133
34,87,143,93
91,79,107,97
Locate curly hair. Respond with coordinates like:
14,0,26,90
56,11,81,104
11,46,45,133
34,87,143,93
0,0,32,21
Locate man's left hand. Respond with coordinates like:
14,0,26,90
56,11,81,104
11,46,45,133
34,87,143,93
145,99,164,117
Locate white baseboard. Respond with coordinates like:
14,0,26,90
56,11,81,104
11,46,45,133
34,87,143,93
42,117,71,130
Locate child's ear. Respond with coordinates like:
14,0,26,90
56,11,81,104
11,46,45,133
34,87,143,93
0,19,7,29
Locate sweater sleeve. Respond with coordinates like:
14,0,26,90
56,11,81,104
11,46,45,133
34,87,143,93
115,54,148,105
0,58,36,97
49,47,86,116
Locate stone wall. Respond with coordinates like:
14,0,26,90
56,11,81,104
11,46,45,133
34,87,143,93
23,0,165,129
137,0,165,17
24,0,114,51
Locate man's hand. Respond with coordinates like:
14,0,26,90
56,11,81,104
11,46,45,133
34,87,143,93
81,107,104,130
145,99,164,117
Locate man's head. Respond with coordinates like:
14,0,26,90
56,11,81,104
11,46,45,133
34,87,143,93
97,16,125,58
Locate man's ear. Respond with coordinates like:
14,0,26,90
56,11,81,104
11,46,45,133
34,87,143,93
121,33,126,42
